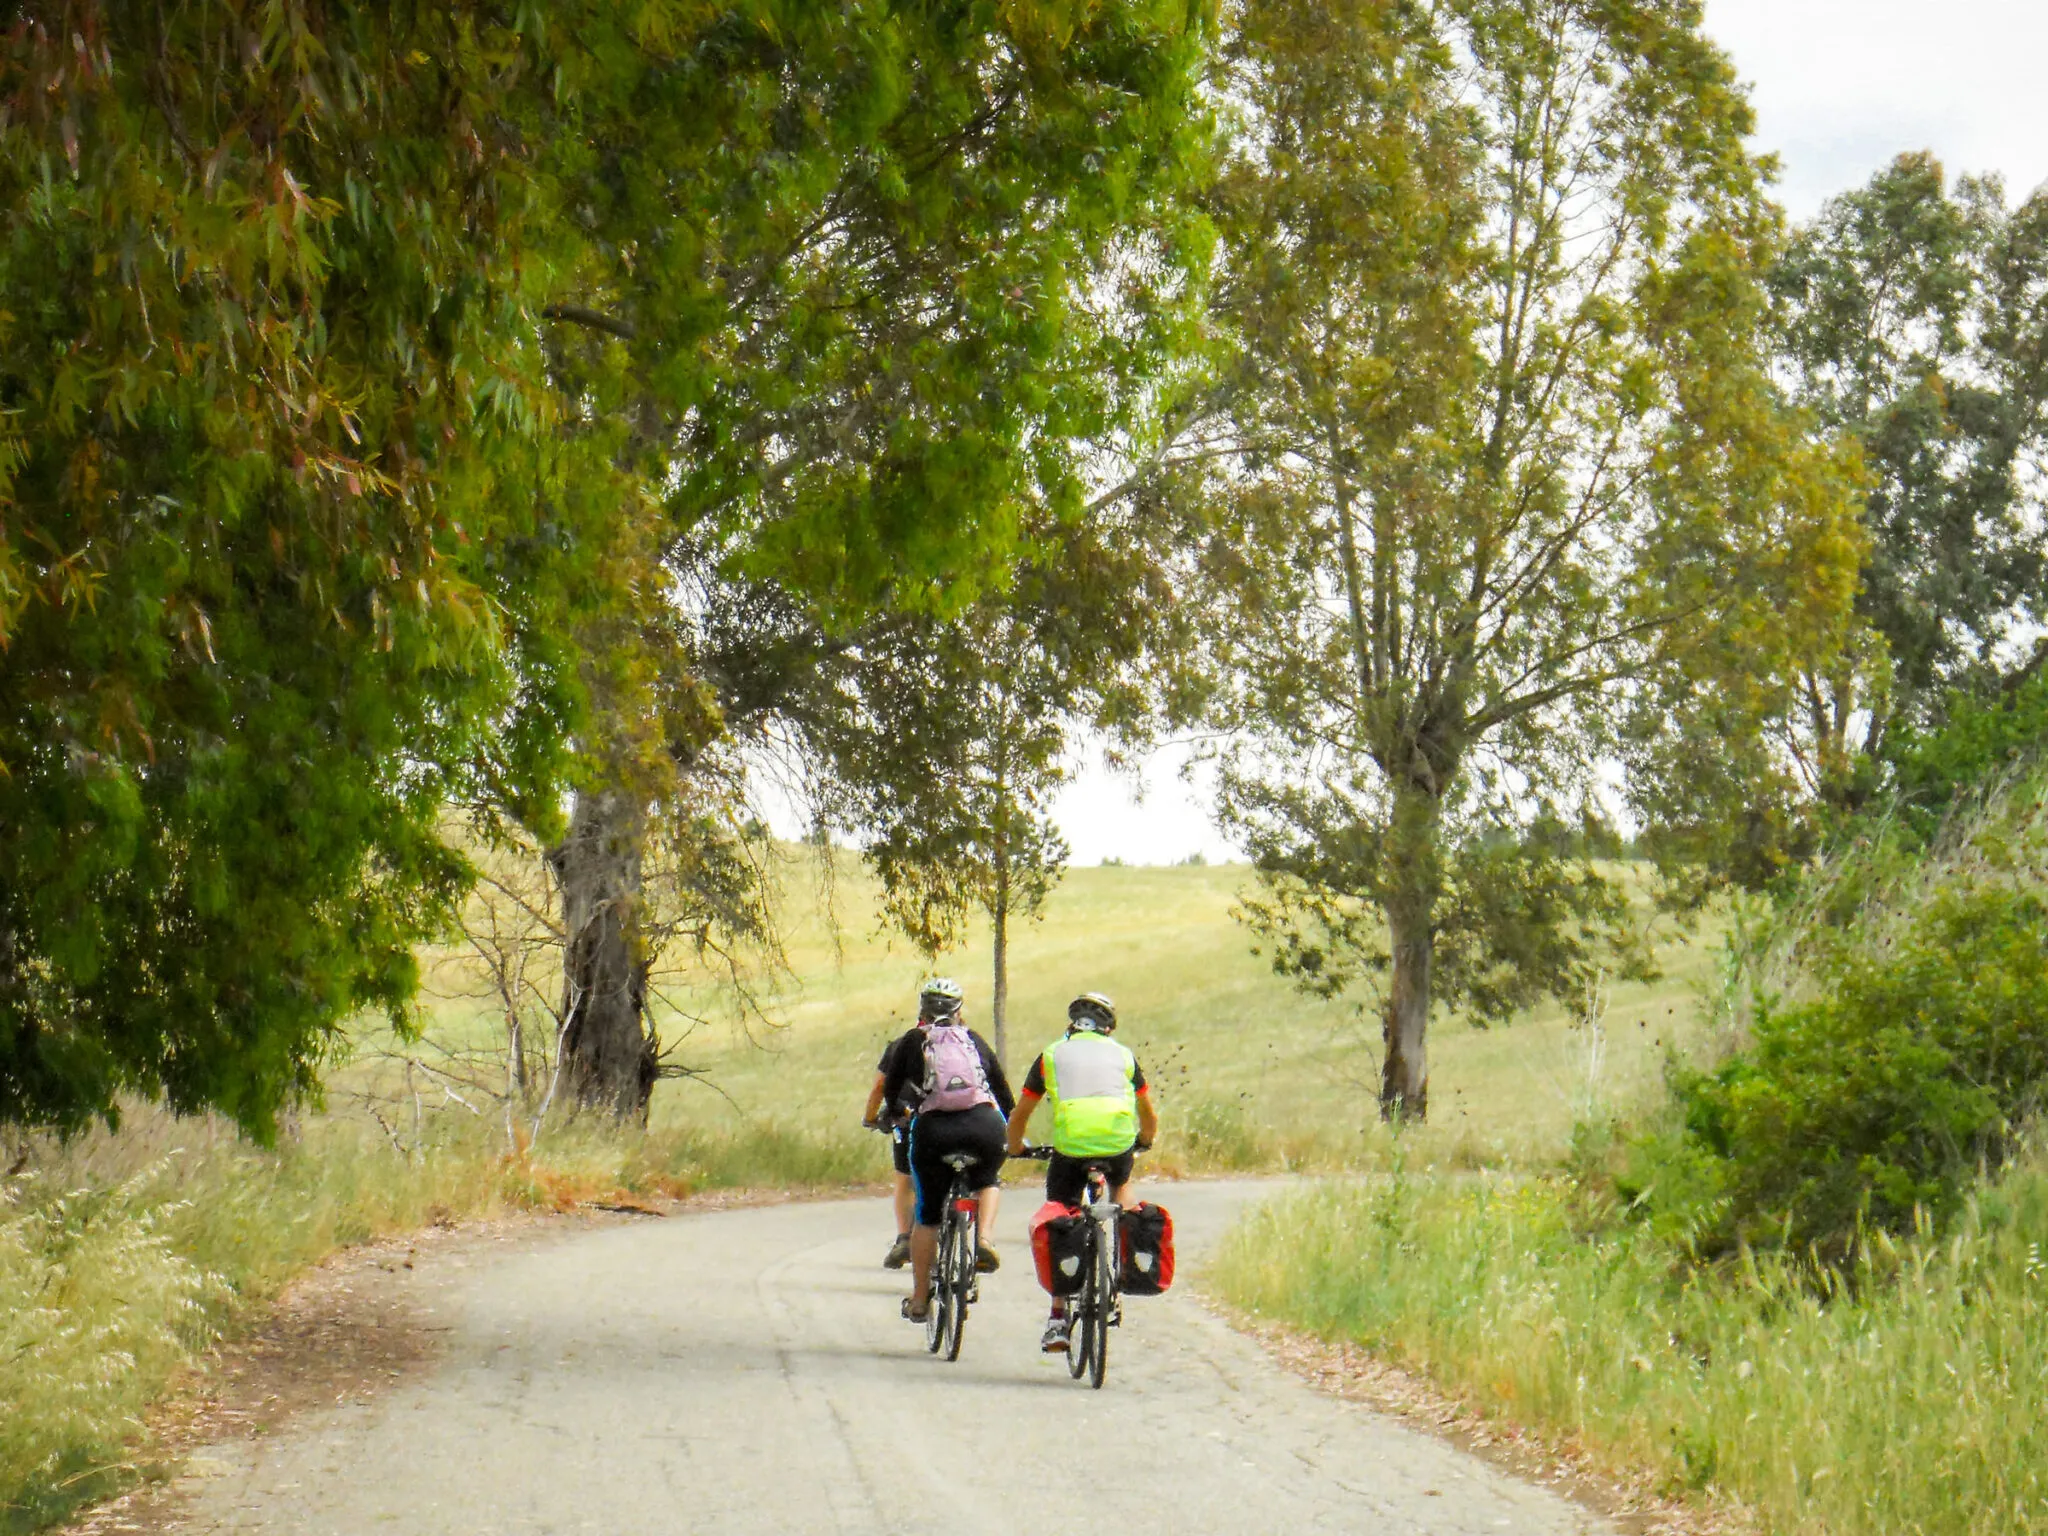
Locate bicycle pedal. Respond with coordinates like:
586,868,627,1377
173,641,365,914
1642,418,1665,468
966,1281,981,1304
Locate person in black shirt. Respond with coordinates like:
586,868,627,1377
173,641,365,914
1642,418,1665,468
861,1000,931,1269
872,978,1016,1323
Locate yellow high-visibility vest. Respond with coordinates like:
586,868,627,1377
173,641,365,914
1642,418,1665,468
1039,1032,1138,1156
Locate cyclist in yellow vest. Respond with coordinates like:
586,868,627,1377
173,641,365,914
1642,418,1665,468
1005,990,1158,1353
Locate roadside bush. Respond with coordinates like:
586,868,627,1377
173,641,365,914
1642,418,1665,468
1886,674,2048,844
1629,879,2048,1257
1620,764,2048,1259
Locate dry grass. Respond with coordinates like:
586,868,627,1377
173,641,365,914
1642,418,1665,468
0,1103,881,1532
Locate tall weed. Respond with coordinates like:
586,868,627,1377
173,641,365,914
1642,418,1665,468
0,1173,219,1531
1213,1166,2048,1535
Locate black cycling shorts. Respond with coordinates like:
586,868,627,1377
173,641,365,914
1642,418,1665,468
908,1105,1006,1227
1046,1147,1135,1208
890,1123,912,1176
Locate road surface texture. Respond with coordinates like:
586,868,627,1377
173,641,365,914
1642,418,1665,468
170,1180,1611,1535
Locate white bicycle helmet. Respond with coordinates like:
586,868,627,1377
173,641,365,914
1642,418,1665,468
918,976,965,1020
1067,991,1117,1032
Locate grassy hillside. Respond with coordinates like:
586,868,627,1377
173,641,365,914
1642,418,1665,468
595,853,1723,1173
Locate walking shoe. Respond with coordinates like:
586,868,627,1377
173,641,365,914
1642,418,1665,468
901,1296,931,1324
1040,1316,1071,1353
882,1233,911,1270
974,1243,1001,1274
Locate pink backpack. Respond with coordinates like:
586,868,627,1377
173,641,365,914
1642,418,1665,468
919,1022,995,1112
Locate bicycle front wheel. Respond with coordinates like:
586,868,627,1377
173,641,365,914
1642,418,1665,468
925,1214,951,1355
1066,1225,1094,1380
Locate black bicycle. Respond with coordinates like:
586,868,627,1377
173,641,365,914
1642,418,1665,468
1011,1146,1124,1390
924,1150,983,1361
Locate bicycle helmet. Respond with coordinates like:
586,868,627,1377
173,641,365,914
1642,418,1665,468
918,976,965,1021
1067,991,1117,1032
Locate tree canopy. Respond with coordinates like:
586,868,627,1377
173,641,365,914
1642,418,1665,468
0,0,1217,1131
1771,153,2048,797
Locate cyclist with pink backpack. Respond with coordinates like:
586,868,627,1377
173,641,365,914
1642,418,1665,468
874,977,1016,1324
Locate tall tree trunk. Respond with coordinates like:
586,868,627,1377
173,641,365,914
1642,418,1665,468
991,805,1011,1067
992,882,1009,1068
1379,783,1442,1122
988,730,1013,1066
549,782,656,1120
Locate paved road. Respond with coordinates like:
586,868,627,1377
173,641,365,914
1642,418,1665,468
175,1182,1609,1535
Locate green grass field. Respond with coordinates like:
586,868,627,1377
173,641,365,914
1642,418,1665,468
457,852,1731,1175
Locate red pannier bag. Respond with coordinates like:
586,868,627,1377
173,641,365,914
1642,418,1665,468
1028,1200,1090,1296
1118,1201,1174,1295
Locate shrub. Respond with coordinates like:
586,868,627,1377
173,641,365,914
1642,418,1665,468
1621,765,2048,1259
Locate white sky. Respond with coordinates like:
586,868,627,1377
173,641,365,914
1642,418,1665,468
1705,0,2048,219
1051,0,2048,867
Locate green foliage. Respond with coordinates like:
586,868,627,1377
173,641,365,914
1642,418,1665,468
1169,0,1860,1111
1772,153,2048,773
0,0,1219,1132
1641,884,2048,1256
517,0,1218,1104
1622,764,2048,1260
1234,797,1651,1023
810,503,1205,958
1886,673,2048,840
541,0,1219,624
0,4,604,1135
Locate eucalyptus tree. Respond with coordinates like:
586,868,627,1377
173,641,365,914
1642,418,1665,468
1180,0,1862,1118
1770,153,2048,803
0,3,613,1135
798,495,1204,1063
833,602,1072,1068
0,0,1218,1130
525,1,1219,1113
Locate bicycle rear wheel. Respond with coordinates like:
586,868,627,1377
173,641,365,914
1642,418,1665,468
925,1212,952,1355
942,1212,974,1362
1086,1217,1115,1390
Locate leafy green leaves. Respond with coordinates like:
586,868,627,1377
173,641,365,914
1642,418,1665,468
0,4,605,1134
1169,0,1860,1110
1772,154,2048,769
